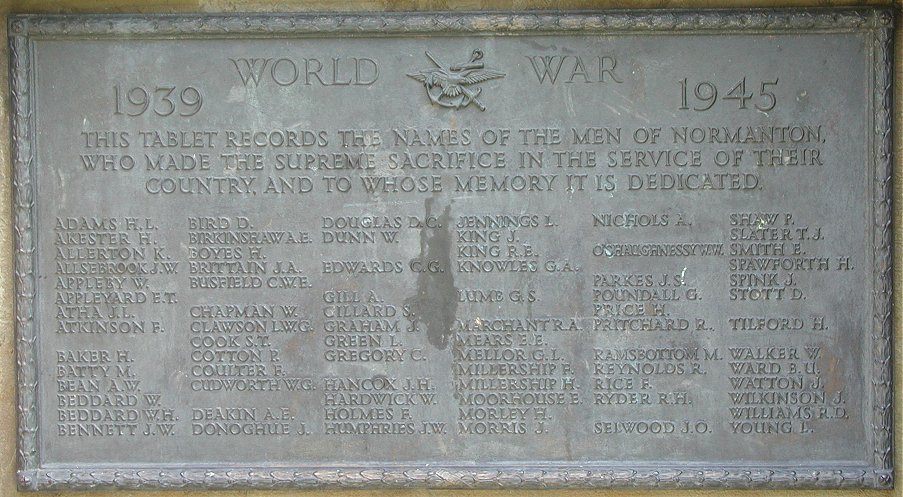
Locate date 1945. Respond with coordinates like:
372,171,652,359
679,77,778,112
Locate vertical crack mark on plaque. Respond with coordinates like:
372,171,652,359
406,198,456,349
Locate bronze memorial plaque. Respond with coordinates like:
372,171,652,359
9,9,894,490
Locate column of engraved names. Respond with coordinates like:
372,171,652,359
186,215,316,438
589,230,717,438
53,212,178,438
726,209,853,435
452,213,581,437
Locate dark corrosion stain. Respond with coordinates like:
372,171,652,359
405,198,457,350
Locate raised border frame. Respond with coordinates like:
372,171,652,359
8,8,894,490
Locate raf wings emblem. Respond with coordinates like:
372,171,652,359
407,49,505,111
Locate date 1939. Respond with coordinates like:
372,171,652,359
113,84,203,117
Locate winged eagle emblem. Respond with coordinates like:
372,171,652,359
407,49,505,111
